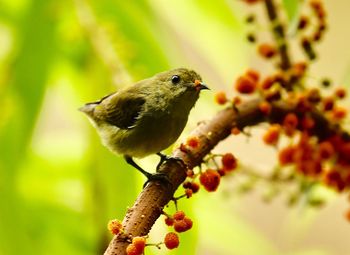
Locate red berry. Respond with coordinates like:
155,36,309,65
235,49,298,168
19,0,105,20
164,232,179,249
263,124,281,145
183,216,193,230
318,141,335,160
185,188,193,198
278,146,295,165
165,217,174,226
246,69,260,82
258,43,277,58
186,136,200,149
199,169,221,192
173,220,188,233
235,75,257,94
221,153,237,171
259,101,271,115
231,127,241,135
335,88,346,99
173,211,185,221
260,76,275,90
132,237,146,254
215,91,228,105
126,244,141,255
107,219,123,235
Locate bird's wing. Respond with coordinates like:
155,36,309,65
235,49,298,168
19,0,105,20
101,92,146,130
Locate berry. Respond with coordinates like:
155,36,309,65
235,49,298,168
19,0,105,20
173,211,185,221
301,116,315,130
107,219,123,235
258,43,277,58
260,76,275,90
221,153,238,171
174,217,193,232
235,75,257,94
278,146,296,165
215,91,227,105
199,169,221,192
164,232,179,250
263,124,281,145
186,136,200,149
322,97,334,111
185,188,193,198
132,237,146,254
190,182,200,193
126,244,140,255
332,107,347,120
246,69,260,83
284,113,298,128
231,127,241,135
165,217,174,226
335,88,346,99
259,101,271,115
173,220,188,233
318,141,335,160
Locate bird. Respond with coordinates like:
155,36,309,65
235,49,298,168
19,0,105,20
80,68,208,181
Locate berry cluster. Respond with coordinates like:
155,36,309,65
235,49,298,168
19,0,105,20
213,0,350,219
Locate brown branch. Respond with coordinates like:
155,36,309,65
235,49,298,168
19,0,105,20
103,98,348,255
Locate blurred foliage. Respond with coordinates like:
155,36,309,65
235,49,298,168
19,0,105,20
0,0,349,255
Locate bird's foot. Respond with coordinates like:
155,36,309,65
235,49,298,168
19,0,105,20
142,172,172,189
156,152,185,170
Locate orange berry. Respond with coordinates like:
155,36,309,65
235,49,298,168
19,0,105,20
132,237,146,254
190,182,200,193
183,216,193,230
186,136,200,149
164,232,179,250
301,116,315,130
233,96,242,105
231,127,241,135
246,69,260,82
185,188,193,198
259,101,271,115
235,75,257,94
186,169,194,178
332,107,347,120
199,169,221,192
278,146,296,165
221,153,238,171
126,244,141,255
215,91,228,105
297,160,322,176
165,217,174,226
258,43,277,58
107,219,123,235
263,124,281,145
173,220,188,233
335,88,346,99
318,141,335,160
292,62,308,77
173,211,185,221
306,88,321,104
322,97,334,111
284,113,298,129
260,76,275,90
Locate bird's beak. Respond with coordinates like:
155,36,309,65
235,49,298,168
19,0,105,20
194,80,210,91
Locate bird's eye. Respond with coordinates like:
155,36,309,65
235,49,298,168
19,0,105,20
171,75,180,84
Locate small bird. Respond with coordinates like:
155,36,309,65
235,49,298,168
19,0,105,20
80,68,208,181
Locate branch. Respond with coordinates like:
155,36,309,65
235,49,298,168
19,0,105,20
103,98,348,254
264,0,292,71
